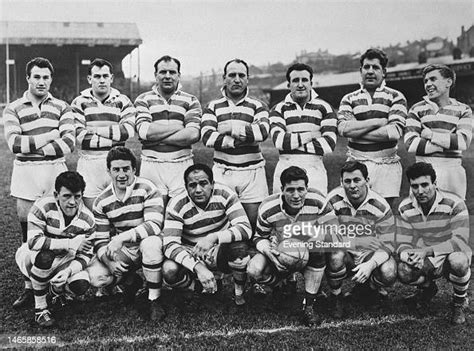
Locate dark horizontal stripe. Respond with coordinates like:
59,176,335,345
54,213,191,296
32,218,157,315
348,141,397,151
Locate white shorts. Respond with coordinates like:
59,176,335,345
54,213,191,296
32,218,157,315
76,153,110,198
11,159,68,201
272,155,328,195
416,157,466,200
213,164,269,203
140,156,192,198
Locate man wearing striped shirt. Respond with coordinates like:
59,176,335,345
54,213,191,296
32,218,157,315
72,58,136,210
87,147,166,321
162,164,252,306
397,162,471,325
404,64,472,199
201,58,270,229
15,171,95,327
338,49,407,207
135,55,201,203
326,161,397,319
270,63,337,195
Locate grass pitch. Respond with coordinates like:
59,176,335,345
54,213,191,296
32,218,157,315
0,127,473,349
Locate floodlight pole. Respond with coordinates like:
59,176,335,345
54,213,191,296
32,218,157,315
137,46,141,94
129,52,133,98
5,21,10,104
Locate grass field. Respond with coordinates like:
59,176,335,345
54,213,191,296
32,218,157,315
1,126,473,349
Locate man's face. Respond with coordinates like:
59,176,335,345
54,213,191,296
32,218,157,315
288,70,312,103
108,159,135,192
155,60,180,96
409,175,436,205
282,179,307,212
186,170,214,207
224,62,248,100
342,170,369,204
88,65,113,97
27,66,52,99
424,70,451,101
55,186,82,218
360,58,385,90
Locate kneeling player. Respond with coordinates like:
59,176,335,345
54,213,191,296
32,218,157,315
247,166,336,326
397,162,471,325
15,171,95,327
162,164,252,305
326,161,397,318
87,146,166,321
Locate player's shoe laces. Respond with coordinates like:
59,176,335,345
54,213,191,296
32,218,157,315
49,285,74,308
451,297,468,325
12,288,34,309
122,273,143,306
302,302,321,327
252,283,267,299
35,309,56,328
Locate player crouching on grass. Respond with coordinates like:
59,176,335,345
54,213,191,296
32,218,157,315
15,171,95,327
247,166,337,326
162,164,252,306
397,162,471,325
86,146,166,321
325,161,397,319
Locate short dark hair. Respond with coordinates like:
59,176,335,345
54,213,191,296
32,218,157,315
340,161,369,179
360,49,388,69
280,166,309,188
88,58,113,75
422,64,456,87
286,63,313,82
106,146,137,170
223,58,249,77
405,162,437,183
55,171,86,193
184,163,214,185
26,57,54,77
154,55,181,74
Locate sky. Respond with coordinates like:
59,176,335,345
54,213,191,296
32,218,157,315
1,0,473,79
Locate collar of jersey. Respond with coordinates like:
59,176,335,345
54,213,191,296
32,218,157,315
22,91,53,104
284,89,320,105
358,80,387,93
221,87,249,105
112,176,137,203
408,187,443,215
80,87,120,102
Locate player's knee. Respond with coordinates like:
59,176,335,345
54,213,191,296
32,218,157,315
34,250,56,269
162,259,183,285
397,262,422,284
447,252,469,275
247,255,266,280
68,279,90,296
327,250,345,270
376,257,397,286
140,235,163,263
306,252,325,269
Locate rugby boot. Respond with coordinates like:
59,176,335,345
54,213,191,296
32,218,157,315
12,289,34,309
451,297,469,325
122,273,143,306
35,309,56,328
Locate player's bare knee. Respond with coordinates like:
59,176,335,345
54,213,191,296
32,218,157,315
247,255,266,280
447,252,469,275
398,262,421,284
34,250,56,269
327,250,345,270
68,279,90,296
140,235,163,263
162,259,182,285
377,257,397,285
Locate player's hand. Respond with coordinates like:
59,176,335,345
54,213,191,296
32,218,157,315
106,237,123,261
407,249,426,269
218,121,233,136
352,260,377,284
108,259,129,277
193,234,218,261
77,234,95,253
421,128,433,140
399,251,410,263
194,263,217,293
376,118,388,127
48,129,61,141
263,248,287,272
50,268,72,287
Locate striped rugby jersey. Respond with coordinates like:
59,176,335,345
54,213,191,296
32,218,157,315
201,88,269,168
93,176,164,257
397,190,471,257
27,196,95,274
270,91,337,156
404,97,473,158
135,86,201,160
3,92,75,161
72,88,136,152
254,189,337,252
326,186,395,255
338,82,407,153
163,182,251,271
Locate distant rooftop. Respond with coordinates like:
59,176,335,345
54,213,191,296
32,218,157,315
0,21,142,46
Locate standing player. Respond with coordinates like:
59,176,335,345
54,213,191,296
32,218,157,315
270,63,337,195
397,162,471,325
72,58,136,210
162,164,252,306
247,166,337,326
338,49,407,207
135,55,202,204
87,147,166,321
325,161,397,319
404,64,472,200
14,171,95,327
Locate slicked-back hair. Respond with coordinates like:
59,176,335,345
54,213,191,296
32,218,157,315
360,48,388,69
184,163,214,186
154,55,181,74
406,162,437,183
340,161,369,179
88,58,113,75
280,166,309,188
55,171,86,193
422,64,456,87
286,63,313,82
223,58,249,77
106,146,137,170
26,57,54,77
